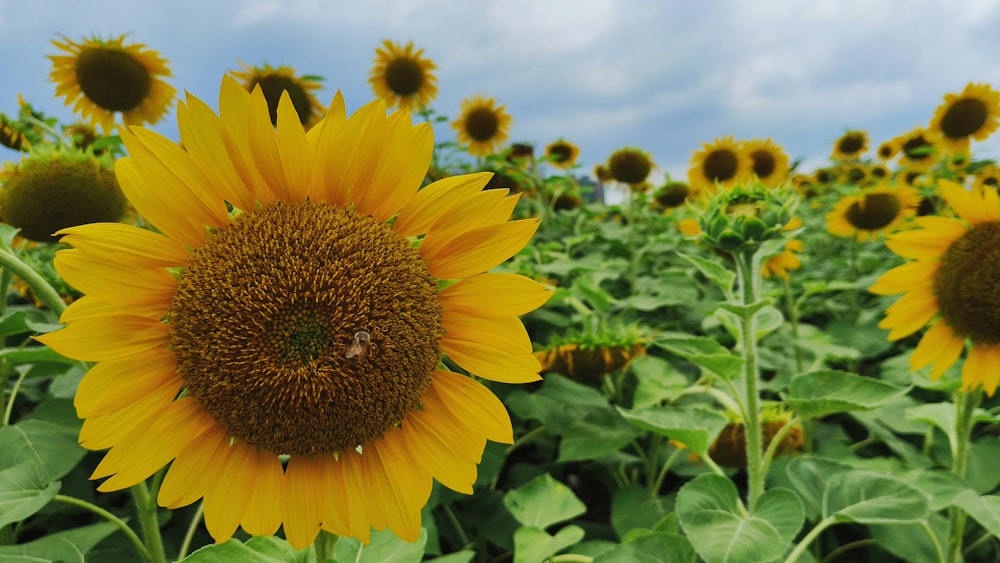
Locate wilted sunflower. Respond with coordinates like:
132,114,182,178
898,127,939,170
607,147,653,184
743,138,790,187
870,180,1000,394
36,77,550,548
544,139,580,169
230,62,325,127
368,39,438,111
831,130,869,161
826,182,921,241
928,83,1000,153
688,136,752,192
49,34,176,133
0,115,28,152
452,95,512,157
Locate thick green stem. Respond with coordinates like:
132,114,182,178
734,250,765,508
784,516,835,563
0,249,66,317
947,388,981,563
130,482,167,563
53,494,151,561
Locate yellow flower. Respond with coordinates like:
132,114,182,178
36,77,551,548
974,164,1000,194
831,130,869,161
928,83,1000,153
826,182,921,241
876,138,900,161
48,34,176,133
230,62,325,127
870,180,1000,394
607,147,653,185
652,181,693,212
743,138,790,188
897,127,939,171
544,139,580,169
687,136,752,193
368,39,438,111
762,239,804,280
452,95,512,157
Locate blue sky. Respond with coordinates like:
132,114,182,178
2,0,1000,187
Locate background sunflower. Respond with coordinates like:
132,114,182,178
368,39,438,111
452,95,512,157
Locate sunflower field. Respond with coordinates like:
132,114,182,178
2,32,1000,563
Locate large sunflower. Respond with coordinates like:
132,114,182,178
826,182,921,241
36,77,550,548
928,83,1000,153
452,95,512,157
870,180,1000,394
368,39,438,111
230,62,325,127
49,34,176,134
687,136,752,193
743,138,790,188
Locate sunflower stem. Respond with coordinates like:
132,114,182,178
52,494,152,561
2,367,28,426
947,387,981,563
0,248,66,318
175,502,203,561
781,276,805,375
734,249,765,508
130,482,167,563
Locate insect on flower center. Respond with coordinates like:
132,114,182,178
384,57,425,96
75,48,152,112
169,200,443,456
941,98,989,140
935,222,1000,345
845,192,901,231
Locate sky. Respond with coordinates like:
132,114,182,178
2,0,1000,189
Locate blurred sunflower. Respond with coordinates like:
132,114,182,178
791,173,820,199
594,164,611,183
826,182,921,241
928,83,1000,153
870,163,890,181
898,127,939,170
37,77,550,548
652,181,693,212
870,180,1000,394
545,139,580,169
230,62,324,127
831,130,869,161
507,142,535,168
812,167,835,185
688,136,751,192
536,342,645,380
607,147,653,184
0,115,28,152
452,95,512,157
762,239,804,280
49,34,176,133
876,138,900,161
368,39,438,111
974,165,1000,194
841,162,870,185
744,138,790,187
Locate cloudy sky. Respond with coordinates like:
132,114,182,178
2,0,999,186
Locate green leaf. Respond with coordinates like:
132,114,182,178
512,525,585,563
781,370,908,419
185,536,311,562
0,426,60,529
0,346,78,365
594,531,698,563
652,333,743,380
0,537,83,562
331,528,427,563
610,485,672,539
785,456,853,519
752,488,804,546
868,512,950,563
823,470,929,524
952,490,1000,539
557,407,642,463
503,474,586,529
906,402,995,454
617,405,729,457
629,355,689,409
676,251,735,295
16,419,86,480
676,474,793,563
425,551,475,563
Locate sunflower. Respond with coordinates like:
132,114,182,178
652,181,693,212
688,136,752,192
452,95,512,157
544,139,580,170
831,130,869,161
897,127,939,170
762,239,804,280
368,39,438,111
49,34,176,133
594,164,611,183
607,147,653,184
535,343,645,380
230,62,325,127
0,115,27,151
826,182,921,241
812,167,835,185
928,83,1000,153
870,180,1000,394
876,138,900,161
36,77,550,548
743,138,790,187
974,164,1000,194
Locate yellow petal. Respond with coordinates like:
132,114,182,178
281,455,324,549
248,86,291,201
202,441,256,543
869,260,939,295
158,426,232,509
324,99,388,210
440,273,552,318
940,179,1000,225
441,315,541,383
878,286,938,341
963,344,1000,396
56,250,176,307
400,411,477,494
57,295,163,322
239,450,285,536
885,223,964,260
334,451,371,543
363,437,426,542
56,222,189,267
36,316,169,362
114,159,206,249
423,219,539,280
315,455,349,537
78,380,180,450
354,114,432,222
431,370,514,444
75,348,180,418
393,173,492,237
219,75,276,206
422,190,518,250
910,320,965,380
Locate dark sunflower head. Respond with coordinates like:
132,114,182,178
930,83,1000,151
545,139,580,170
607,147,652,184
831,130,869,161
368,40,438,111
231,63,324,127
653,181,691,210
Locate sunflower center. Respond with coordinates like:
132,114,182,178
74,48,152,112
940,98,988,140
609,150,651,184
750,150,776,178
845,192,901,231
902,134,933,162
549,144,573,163
384,58,425,97
169,201,443,456
657,183,690,207
837,134,864,155
249,75,313,126
464,107,500,141
703,149,738,182
935,222,1000,344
